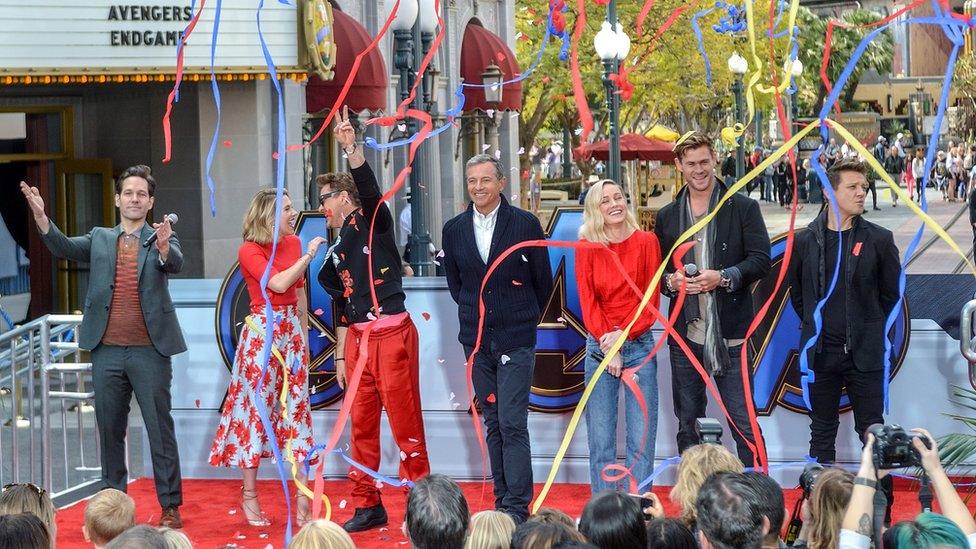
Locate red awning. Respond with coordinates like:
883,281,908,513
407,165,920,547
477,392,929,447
460,23,522,112
306,9,387,113
573,134,676,162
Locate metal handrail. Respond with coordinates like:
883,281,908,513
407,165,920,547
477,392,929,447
962,299,976,364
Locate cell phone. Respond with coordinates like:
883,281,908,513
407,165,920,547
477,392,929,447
627,493,653,520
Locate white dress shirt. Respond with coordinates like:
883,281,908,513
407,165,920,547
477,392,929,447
473,202,501,264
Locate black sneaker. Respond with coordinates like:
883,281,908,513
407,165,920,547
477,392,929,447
342,503,388,532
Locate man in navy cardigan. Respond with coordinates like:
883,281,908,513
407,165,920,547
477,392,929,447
441,154,553,523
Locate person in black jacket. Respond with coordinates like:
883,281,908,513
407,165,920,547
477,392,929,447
441,154,553,523
654,131,771,465
786,157,901,520
316,107,430,532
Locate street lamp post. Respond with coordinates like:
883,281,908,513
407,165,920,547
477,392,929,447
390,0,435,275
594,5,630,186
785,58,803,139
728,52,748,181
481,64,503,153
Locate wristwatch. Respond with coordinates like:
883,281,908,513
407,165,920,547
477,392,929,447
719,269,732,289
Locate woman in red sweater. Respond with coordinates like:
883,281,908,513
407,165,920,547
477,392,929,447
575,179,662,493
209,188,326,527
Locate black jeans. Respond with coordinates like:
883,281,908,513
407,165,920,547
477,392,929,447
669,342,764,465
465,341,535,522
808,348,891,521
808,349,884,463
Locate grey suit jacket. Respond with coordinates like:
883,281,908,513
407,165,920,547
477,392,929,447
40,222,187,357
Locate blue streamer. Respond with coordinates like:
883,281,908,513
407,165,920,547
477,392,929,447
636,456,682,492
173,0,197,104
301,444,415,491
363,0,553,152
203,0,223,217
0,304,13,331
799,11,970,411
256,0,295,542
691,8,716,86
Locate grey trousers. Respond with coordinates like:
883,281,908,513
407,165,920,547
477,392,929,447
91,344,182,508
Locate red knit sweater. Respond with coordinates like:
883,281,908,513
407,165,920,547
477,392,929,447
575,230,662,340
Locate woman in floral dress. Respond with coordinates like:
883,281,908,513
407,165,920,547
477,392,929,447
209,188,326,527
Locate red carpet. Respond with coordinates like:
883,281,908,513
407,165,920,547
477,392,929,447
53,477,962,548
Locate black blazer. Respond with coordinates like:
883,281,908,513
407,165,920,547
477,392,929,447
654,180,771,341
441,195,553,351
787,212,902,372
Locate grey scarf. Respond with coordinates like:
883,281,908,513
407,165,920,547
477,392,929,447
678,183,732,375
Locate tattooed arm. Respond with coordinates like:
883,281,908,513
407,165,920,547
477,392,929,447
841,435,886,539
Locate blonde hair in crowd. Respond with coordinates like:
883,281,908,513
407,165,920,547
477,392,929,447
464,510,516,549
158,527,193,549
807,468,854,549
669,444,744,527
578,179,640,244
83,488,135,547
287,519,356,549
0,483,57,542
242,187,289,245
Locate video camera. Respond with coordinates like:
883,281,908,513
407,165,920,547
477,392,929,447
867,424,931,470
695,417,723,445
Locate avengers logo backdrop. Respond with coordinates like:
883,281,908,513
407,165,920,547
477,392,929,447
215,209,909,414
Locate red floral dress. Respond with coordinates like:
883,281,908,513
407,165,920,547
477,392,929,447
209,237,315,468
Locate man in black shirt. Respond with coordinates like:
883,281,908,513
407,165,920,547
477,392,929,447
317,107,430,532
787,157,900,518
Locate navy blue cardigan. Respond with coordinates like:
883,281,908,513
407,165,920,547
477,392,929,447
441,196,553,351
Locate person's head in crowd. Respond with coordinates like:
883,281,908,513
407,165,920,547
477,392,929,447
579,179,640,244
0,513,49,549
645,517,697,548
806,467,853,549
824,157,869,218
882,511,969,548
405,473,470,549
157,527,193,549
288,519,355,549
529,507,576,529
511,521,587,549
551,542,599,549
104,524,167,549
0,482,56,543
670,443,744,527
578,490,648,549
464,154,506,215
743,472,785,547
464,510,515,549
695,472,767,549
83,488,136,548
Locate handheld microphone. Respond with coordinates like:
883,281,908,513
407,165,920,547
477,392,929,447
143,213,179,248
684,263,699,277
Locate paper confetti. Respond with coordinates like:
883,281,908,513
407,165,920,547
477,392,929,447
512,279,523,286
421,312,431,321
557,316,566,323
486,393,496,403
449,392,455,400
400,450,408,461
194,399,201,408
222,140,232,148
397,123,407,132
453,402,461,409
486,109,495,118
272,152,280,160
482,144,491,152
339,499,347,509
362,246,370,255
518,147,525,154
380,267,389,274
494,150,502,159
437,358,445,364
511,193,520,201
501,354,511,365
521,254,528,262
313,308,324,316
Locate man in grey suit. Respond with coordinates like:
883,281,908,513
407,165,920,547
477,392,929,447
20,165,185,528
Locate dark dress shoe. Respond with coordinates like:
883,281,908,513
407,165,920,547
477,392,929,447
160,506,183,528
342,503,388,532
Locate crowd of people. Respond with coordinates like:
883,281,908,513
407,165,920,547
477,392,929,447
5,429,975,548
14,104,970,548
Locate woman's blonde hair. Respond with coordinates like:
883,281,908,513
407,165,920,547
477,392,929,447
158,527,193,549
807,468,854,549
242,187,289,245
669,444,744,527
0,483,56,543
578,179,640,244
465,510,516,549
287,519,355,549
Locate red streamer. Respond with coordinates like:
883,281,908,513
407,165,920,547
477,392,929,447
569,0,594,143
161,0,207,163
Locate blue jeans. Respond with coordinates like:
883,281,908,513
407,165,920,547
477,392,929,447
583,330,659,493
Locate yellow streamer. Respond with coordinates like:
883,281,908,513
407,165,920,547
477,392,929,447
827,120,976,276
244,315,332,520
532,119,823,512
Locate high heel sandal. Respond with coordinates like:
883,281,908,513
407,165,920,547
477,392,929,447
241,487,272,527
296,492,311,528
